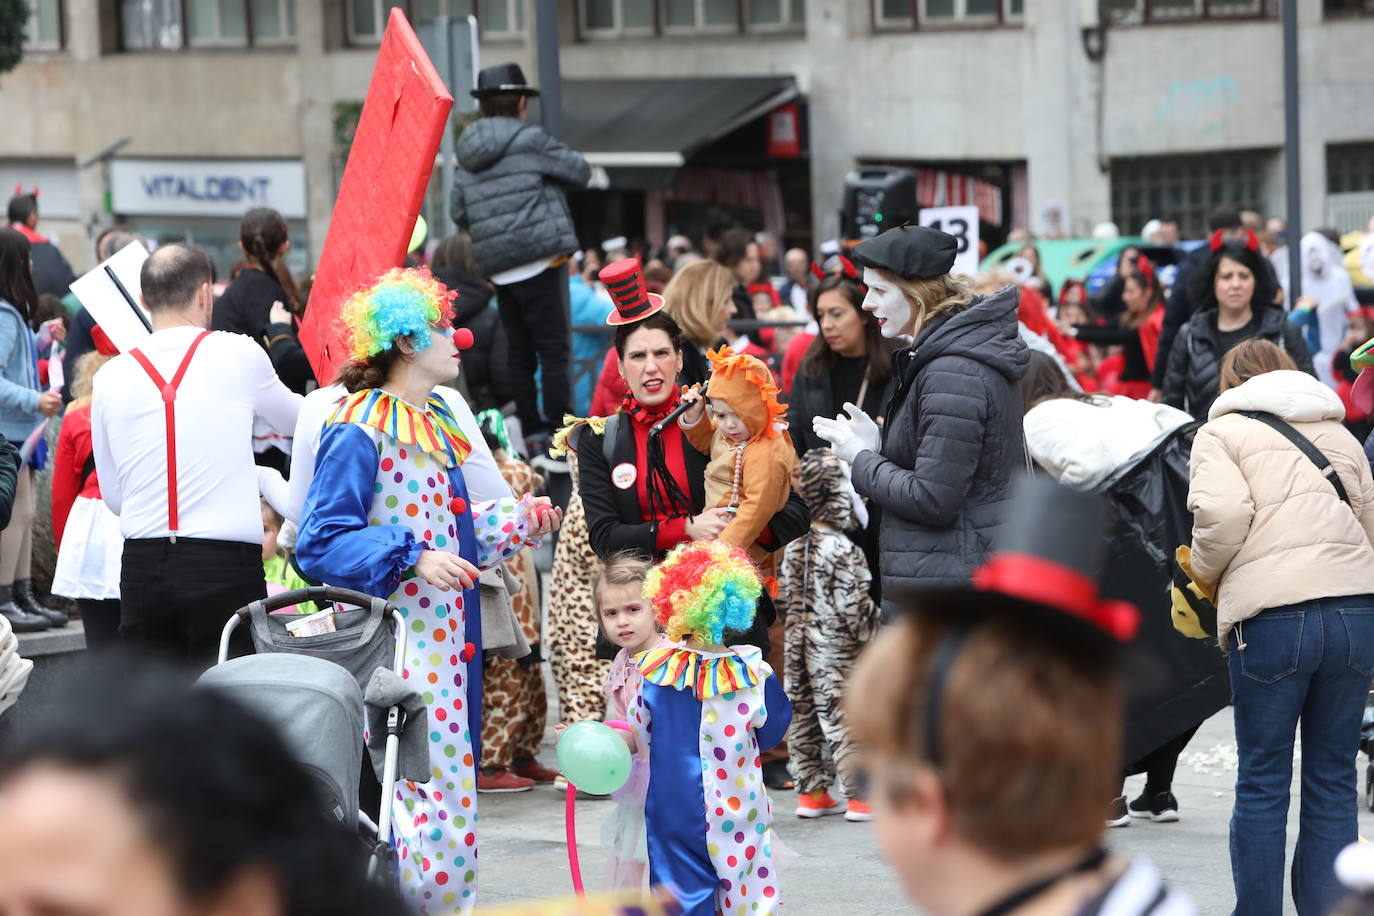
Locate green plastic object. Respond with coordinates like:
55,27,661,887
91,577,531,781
980,237,1148,299
1351,337,1374,371
555,721,632,795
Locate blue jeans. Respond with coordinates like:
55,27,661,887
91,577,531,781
1228,595,1374,916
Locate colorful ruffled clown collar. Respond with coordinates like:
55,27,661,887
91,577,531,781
338,267,457,363
705,346,787,441
327,388,473,468
636,644,768,700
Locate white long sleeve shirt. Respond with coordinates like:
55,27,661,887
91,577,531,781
92,326,303,544
278,383,510,525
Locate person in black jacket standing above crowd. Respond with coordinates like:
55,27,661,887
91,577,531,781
814,226,1029,616
452,63,591,453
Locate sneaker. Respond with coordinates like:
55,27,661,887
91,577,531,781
1106,795,1131,828
796,790,845,819
511,757,560,784
553,774,602,799
844,800,875,822
1129,790,1179,823
476,768,534,794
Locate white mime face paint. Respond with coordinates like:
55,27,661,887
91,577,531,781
862,267,916,339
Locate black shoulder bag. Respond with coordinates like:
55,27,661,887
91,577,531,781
1240,410,1351,506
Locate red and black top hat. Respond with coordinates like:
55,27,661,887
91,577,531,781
899,475,1139,648
600,258,665,326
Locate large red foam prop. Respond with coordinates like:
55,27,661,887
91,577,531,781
299,9,453,384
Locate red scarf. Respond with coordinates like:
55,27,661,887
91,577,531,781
620,386,681,428
10,223,48,245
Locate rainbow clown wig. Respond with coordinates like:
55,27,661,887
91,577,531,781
339,267,457,363
643,541,762,645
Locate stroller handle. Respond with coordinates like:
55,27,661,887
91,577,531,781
236,586,392,617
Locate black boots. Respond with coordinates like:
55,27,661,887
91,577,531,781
13,580,67,627
0,583,49,633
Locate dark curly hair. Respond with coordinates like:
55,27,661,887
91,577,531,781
1,658,408,916
1193,242,1277,313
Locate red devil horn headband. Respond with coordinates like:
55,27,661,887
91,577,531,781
810,261,825,281
1210,228,1259,253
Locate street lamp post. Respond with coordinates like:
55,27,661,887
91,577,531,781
1283,0,1302,300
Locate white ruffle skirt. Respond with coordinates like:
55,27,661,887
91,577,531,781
52,497,124,601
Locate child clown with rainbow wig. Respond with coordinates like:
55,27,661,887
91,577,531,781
295,267,561,915
630,541,793,916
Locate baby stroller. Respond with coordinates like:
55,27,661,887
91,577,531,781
198,586,413,882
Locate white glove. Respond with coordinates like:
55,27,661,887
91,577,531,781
812,402,880,465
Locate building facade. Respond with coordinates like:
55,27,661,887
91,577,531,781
4,0,1372,276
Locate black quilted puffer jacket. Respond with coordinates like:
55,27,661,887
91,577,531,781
451,116,590,277
850,285,1029,600
1161,304,1314,422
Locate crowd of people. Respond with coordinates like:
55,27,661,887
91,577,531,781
5,61,1374,916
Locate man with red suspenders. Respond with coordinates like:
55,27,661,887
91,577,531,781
91,244,302,668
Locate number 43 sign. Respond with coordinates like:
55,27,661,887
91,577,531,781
918,205,980,278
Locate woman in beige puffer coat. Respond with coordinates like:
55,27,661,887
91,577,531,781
1187,338,1374,916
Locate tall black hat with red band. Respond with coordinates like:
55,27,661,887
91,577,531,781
600,258,666,326
900,475,1140,649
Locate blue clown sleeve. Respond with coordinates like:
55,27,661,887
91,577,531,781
754,674,793,753
296,423,424,598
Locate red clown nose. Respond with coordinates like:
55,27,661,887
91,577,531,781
452,327,474,350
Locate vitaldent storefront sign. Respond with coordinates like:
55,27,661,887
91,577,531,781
109,159,307,219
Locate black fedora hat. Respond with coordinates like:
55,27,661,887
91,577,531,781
471,62,540,99
895,475,1139,651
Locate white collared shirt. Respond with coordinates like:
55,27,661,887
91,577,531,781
92,326,303,544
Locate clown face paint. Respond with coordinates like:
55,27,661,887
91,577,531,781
863,267,916,338
412,323,461,386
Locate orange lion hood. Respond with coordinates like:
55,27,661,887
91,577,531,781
705,346,787,441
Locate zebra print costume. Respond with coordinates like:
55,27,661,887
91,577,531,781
777,447,882,799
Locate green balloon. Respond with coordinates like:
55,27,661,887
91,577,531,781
556,721,632,795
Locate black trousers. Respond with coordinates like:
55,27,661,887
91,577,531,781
120,537,263,671
494,266,571,437
76,598,122,651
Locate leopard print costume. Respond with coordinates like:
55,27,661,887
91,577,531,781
777,448,881,799
480,458,549,768
545,453,611,723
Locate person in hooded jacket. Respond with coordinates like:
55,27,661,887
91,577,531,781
1162,237,1313,422
1282,230,1357,389
1187,339,1374,916
451,63,591,449
813,227,1029,609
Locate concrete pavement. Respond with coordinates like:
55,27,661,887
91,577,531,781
474,675,1374,915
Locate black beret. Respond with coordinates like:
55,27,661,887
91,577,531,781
851,225,958,279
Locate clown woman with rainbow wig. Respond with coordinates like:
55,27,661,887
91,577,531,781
628,540,793,916
295,267,562,915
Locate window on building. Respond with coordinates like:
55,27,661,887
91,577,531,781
578,0,803,36
1324,0,1374,15
23,0,62,50
1111,151,1273,239
122,0,184,50
1328,143,1374,194
347,0,520,43
875,0,1023,30
1104,0,1273,25
121,0,295,49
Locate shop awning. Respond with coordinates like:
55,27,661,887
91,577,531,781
559,76,798,169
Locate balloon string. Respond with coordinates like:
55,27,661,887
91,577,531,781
566,782,585,898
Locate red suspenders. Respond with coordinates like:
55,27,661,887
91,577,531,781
128,330,213,542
